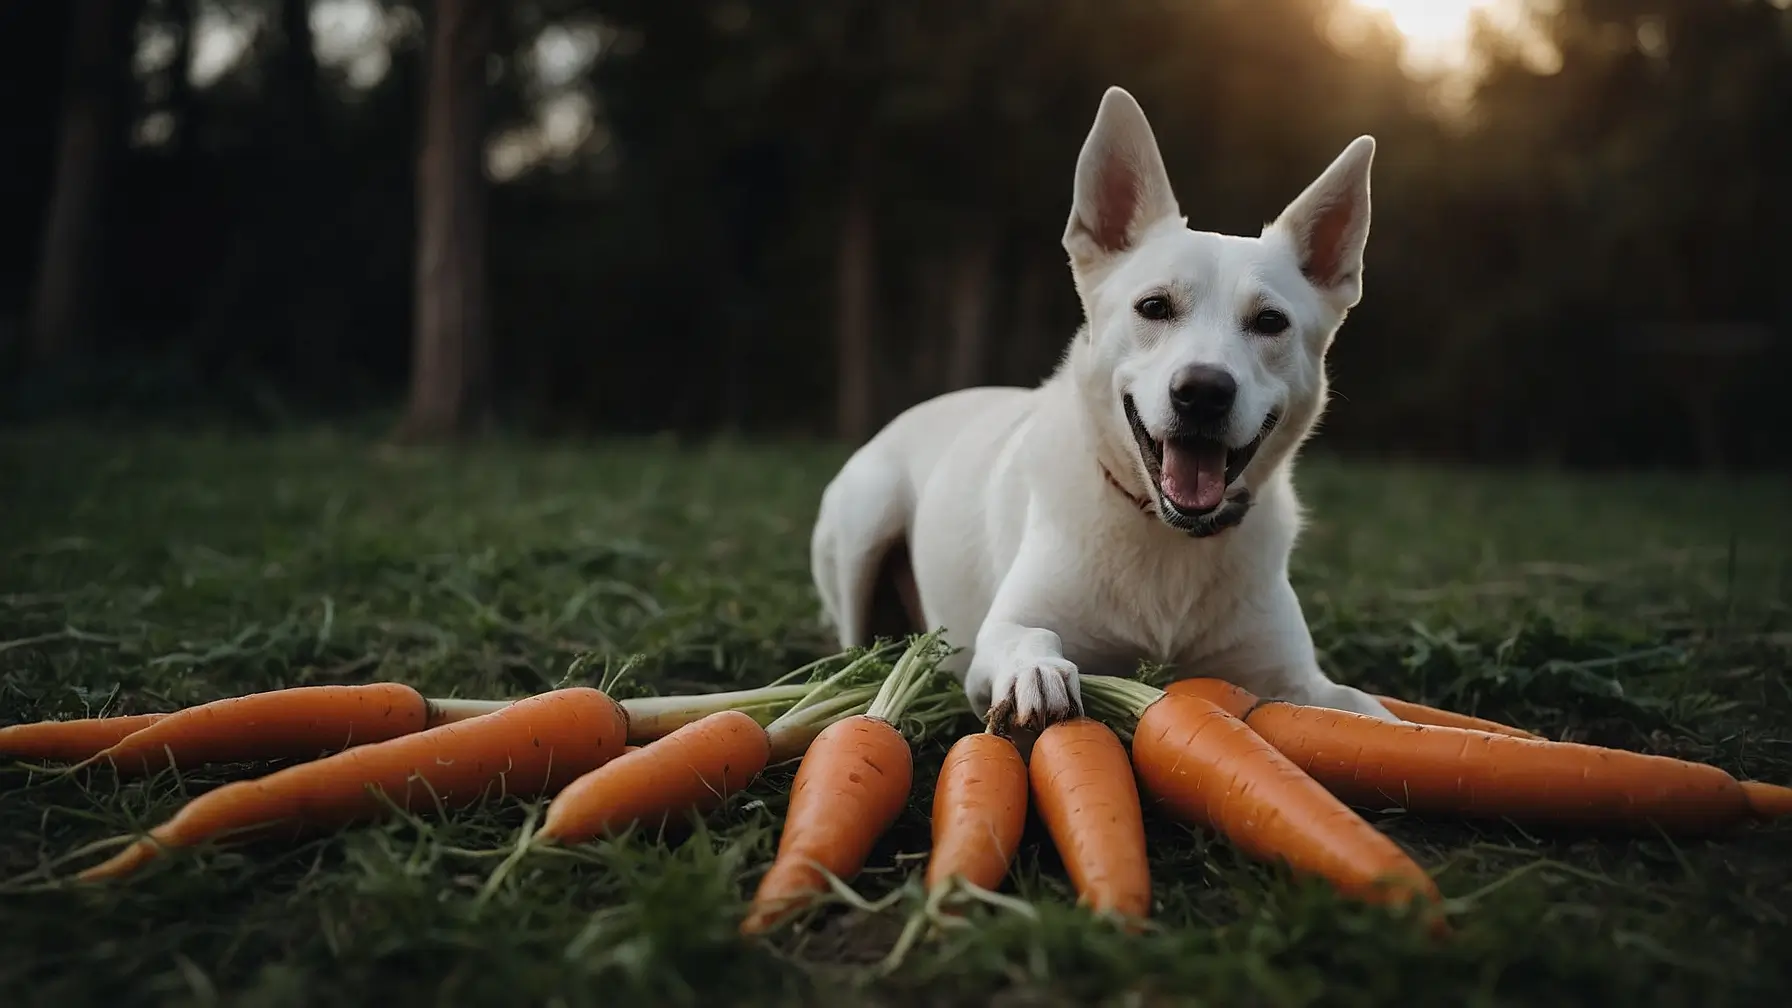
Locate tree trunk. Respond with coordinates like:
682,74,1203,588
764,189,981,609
397,0,495,442
1003,251,1052,387
275,0,342,389
944,227,996,391
274,0,324,159
28,0,135,365
165,0,198,156
833,159,877,443
907,251,949,403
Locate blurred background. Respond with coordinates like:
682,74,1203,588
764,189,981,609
2,0,1789,468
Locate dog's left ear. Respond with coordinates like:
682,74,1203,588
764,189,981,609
1270,135,1375,308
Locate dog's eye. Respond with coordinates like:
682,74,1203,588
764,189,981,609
1135,296,1173,321
1250,308,1290,334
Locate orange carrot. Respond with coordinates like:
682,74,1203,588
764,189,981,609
545,642,933,852
1169,678,1753,835
88,683,433,775
0,712,169,763
1029,717,1151,919
924,730,1028,895
1166,678,1266,720
739,714,912,934
740,633,948,935
0,676,820,771
539,709,771,843
428,684,826,743
1741,781,1792,820
77,687,628,881
1374,695,1544,740
1081,676,1441,921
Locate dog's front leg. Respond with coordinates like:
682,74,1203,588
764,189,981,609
1222,577,1397,721
962,554,1083,732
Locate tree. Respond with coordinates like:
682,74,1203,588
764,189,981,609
833,141,878,444
27,0,142,366
397,0,497,442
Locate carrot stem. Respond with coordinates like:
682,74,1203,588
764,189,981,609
431,683,823,736
617,683,814,742
764,686,880,764
425,698,511,725
865,630,949,725
772,643,903,723
758,639,929,762
1079,674,1163,735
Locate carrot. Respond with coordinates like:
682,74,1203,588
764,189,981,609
0,676,820,771
87,683,433,776
1165,677,1261,720
737,713,912,934
543,642,933,851
539,709,770,843
1374,695,1544,740
0,693,494,769
924,729,1028,895
77,686,628,882
429,684,822,744
740,632,950,935
1028,716,1152,919
1168,678,1754,835
1081,676,1442,921
0,712,169,763
1740,781,1792,820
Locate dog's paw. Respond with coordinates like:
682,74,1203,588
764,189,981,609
974,656,1083,734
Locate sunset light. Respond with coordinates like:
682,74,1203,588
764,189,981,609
1350,0,1508,72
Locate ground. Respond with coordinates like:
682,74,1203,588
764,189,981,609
1,426,1788,1008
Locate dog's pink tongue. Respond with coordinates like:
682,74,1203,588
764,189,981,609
1160,441,1228,512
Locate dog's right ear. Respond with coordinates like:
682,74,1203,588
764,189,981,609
1062,87,1181,278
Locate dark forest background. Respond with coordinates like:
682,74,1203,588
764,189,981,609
2,0,1789,468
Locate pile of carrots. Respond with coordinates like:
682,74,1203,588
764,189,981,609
5,646,1789,943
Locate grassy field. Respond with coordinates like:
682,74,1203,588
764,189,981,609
2,427,1789,1008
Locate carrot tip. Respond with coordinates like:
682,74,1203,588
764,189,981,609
738,890,819,936
1741,781,1792,820
75,839,160,882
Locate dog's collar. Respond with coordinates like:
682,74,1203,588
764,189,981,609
1101,465,1155,515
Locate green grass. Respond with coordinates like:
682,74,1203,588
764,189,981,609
2,426,1789,1008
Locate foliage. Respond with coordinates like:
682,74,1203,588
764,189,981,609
1,1,1789,463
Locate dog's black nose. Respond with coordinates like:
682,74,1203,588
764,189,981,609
1169,365,1237,424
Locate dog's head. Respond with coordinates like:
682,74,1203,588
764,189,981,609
1062,87,1374,537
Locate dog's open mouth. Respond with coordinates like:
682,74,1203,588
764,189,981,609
1123,395,1274,528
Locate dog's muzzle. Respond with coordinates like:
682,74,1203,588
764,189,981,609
1122,394,1276,538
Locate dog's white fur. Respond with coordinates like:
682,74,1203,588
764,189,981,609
811,86,1396,729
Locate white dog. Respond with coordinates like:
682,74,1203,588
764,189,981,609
810,86,1397,731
